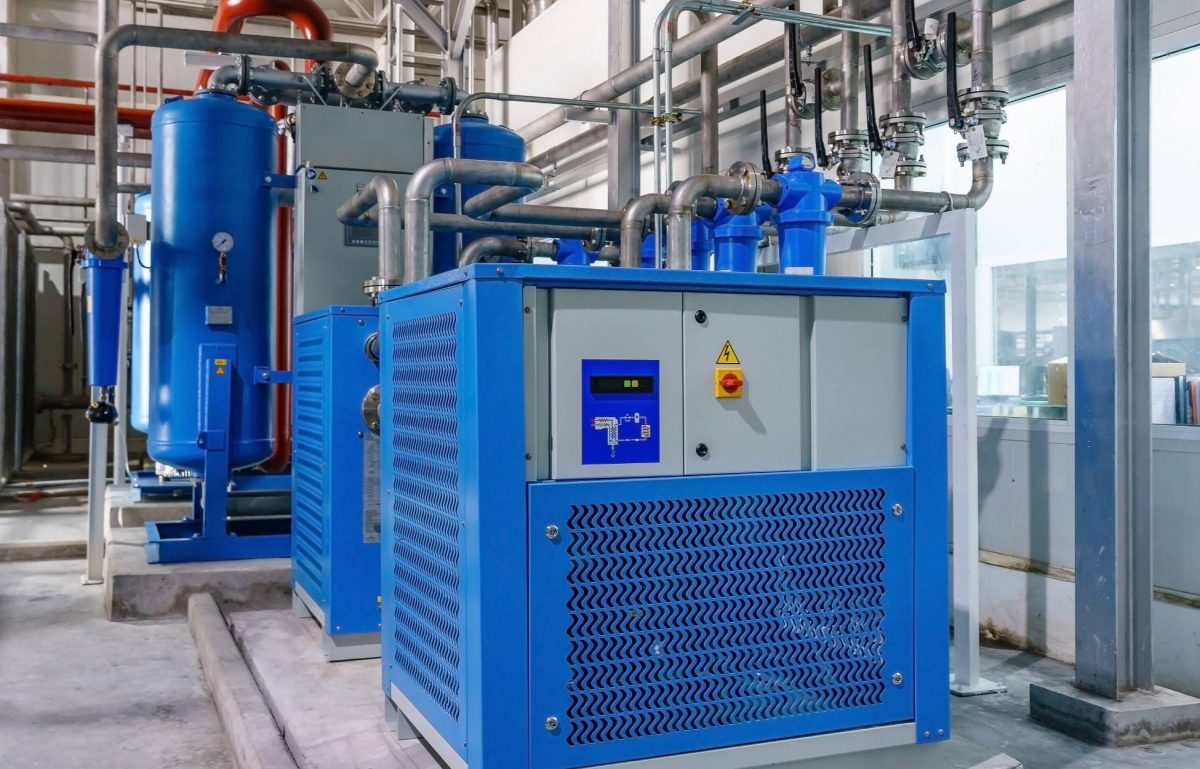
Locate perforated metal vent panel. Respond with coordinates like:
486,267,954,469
389,312,463,726
529,470,914,768
290,323,327,598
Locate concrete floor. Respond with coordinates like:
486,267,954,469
0,495,87,544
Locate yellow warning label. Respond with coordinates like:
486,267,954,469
216,366,226,375
716,340,741,365
317,170,329,181
214,359,228,366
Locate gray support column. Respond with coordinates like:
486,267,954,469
607,0,640,210
1070,0,1152,699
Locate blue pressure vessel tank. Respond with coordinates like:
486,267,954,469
130,193,152,434
148,92,275,472
433,113,525,275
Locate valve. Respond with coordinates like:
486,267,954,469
86,399,118,425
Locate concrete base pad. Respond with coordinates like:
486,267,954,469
105,525,290,620
229,609,438,769
109,498,193,528
0,539,86,562
1030,680,1200,746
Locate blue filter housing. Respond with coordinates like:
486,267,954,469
378,264,950,769
82,256,127,388
432,114,524,274
130,193,152,433
148,92,275,472
291,306,381,660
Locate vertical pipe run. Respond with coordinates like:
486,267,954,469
889,0,913,189
840,0,861,132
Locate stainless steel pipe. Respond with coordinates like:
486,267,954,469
621,194,672,268
0,22,96,47
336,175,404,294
0,144,149,168
94,25,379,254
665,175,746,270
405,159,545,284
459,236,559,266
470,204,624,230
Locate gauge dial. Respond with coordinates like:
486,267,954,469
211,231,234,253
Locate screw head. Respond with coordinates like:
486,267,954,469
545,525,560,540
694,309,708,324
695,443,709,458
937,728,945,736
544,716,559,732
923,730,931,738
892,672,904,686
892,503,903,517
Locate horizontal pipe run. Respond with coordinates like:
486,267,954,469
94,24,379,254
208,64,457,111
0,98,153,134
12,194,97,208
0,144,150,167
461,185,533,218
0,22,96,47
459,236,525,266
346,210,606,242
471,204,625,229
0,72,190,96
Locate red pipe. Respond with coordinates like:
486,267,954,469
0,98,153,138
204,0,334,473
196,0,334,91
0,72,191,96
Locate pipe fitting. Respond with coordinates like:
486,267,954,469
666,174,747,269
336,174,403,298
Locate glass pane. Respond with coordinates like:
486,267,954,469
1150,47,1200,424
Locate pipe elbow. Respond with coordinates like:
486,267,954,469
371,174,402,208
668,176,714,218
407,158,455,203
459,236,523,266
207,65,239,90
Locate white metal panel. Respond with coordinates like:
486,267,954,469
809,296,908,470
682,292,806,475
549,288,683,479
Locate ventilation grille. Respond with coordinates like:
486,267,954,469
563,489,889,746
390,312,462,725
290,328,327,594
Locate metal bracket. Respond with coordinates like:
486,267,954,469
263,173,297,189
254,366,293,385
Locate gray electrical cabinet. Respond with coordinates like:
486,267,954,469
292,104,432,314
536,289,908,480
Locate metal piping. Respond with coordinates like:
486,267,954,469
0,22,97,47
207,63,458,111
335,175,403,296
460,237,526,266
889,0,913,189
665,174,747,270
93,24,379,254
462,185,538,218
621,194,671,268
404,158,546,284
841,0,862,132
521,0,556,23
484,0,500,58
470,204,624,230
526,0,894,173
971,0,993,90
12,194,96,208
433,214,603,241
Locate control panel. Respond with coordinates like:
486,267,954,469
580,359,659,466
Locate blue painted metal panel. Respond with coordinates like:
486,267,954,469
580,359,660,466
379,285,468,761
149,91,275,472
527,469,915,769
908,293,951,743
291,305,381,641
131,192,152,434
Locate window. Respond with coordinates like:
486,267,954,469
1150,46,1200,424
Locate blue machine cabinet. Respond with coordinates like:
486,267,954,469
291,305,382,660
378,265,948,769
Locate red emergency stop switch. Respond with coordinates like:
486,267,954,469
714,367,745,398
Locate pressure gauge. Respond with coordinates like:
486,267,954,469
211,231,234,253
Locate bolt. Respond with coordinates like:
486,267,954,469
357,431,364,439
358,319,365,326
544,716,559,732
525,452,533,461
892,672,904,686
923,730,931,739
545,525,560,540
524,306,532,314
695,443,709,458
937,728,945,736
892,503,903,518
694,310,707,324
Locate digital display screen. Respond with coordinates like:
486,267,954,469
590,375,655,394
344,225,379,247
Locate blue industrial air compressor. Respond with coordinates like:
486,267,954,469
378,264,949,768
291,305,382,660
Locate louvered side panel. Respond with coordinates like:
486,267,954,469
291,322,329,604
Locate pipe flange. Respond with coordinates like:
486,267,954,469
837,172,881,226
363,276,400,299
895,158,928,178
724,161,763,216
957,139,1010,165
335,61,377,101
83,222,130,258
364,332,380,364
361,385,381,435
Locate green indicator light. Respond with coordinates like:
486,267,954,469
624,379,631,388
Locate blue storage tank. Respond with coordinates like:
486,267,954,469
148,91,275,472
433,114,525,275
130,193,152,434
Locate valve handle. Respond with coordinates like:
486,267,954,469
863,44,884,154
813,65,828,168
945,11,965,132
